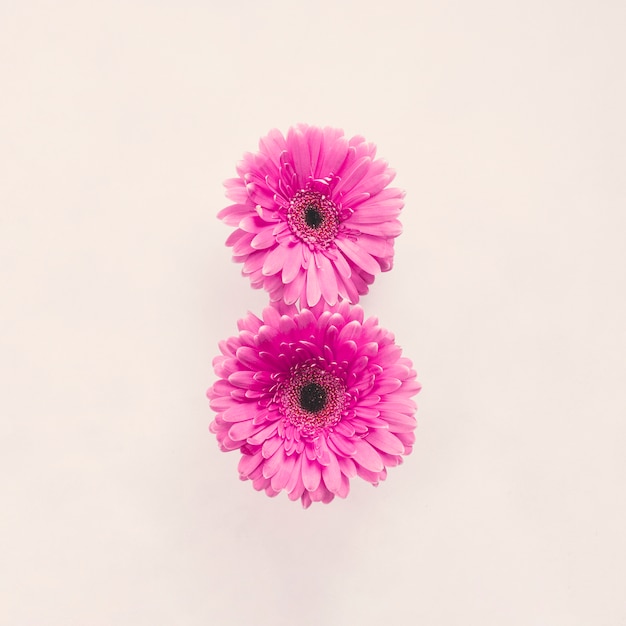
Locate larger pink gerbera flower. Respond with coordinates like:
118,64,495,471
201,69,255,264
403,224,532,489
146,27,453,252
208,302,420,508
219,125,404,307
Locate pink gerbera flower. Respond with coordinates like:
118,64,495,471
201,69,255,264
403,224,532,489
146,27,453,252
208,302,420,508
219,125,404,307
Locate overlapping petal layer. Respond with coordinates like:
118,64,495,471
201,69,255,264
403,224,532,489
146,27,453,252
208,301,420,508
219,125,405,307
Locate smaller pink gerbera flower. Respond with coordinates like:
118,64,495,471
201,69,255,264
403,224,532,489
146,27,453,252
208,302,420,508
219,125,404,307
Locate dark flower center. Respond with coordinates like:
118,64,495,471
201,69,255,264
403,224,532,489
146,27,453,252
287,189,340,248
278,362,346,436
304,205,324,229
299,382,327,412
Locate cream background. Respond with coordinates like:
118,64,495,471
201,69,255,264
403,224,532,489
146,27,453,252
1,1,625,624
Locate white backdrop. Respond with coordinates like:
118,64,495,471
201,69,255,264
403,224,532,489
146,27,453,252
1,1,625,624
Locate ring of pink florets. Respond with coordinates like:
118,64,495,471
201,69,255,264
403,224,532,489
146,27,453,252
277,361,346,437
286,189,340,249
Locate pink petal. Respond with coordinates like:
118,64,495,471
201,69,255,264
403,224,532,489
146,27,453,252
302,455,322,491
238,451,264,478
286,454,305,497
316,252,338,306
228,419,259,442
262,244,288,276
305,261,322,307
335,237,380,276
321,451,342,494
328,432,357,457
281,244,303,284
333,156,371,195
251,228,277,251
262,435,283,459
352,438,384,472
270,452,296,492
247,421,279,445
262,446,286,479
365,429,405,455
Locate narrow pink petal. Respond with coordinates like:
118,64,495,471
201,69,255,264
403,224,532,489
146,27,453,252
353,234,394,259
302,455,322,491
328,432,357,457
223,178,249,203
227,370,260,389
316,252,338,305
319,133,349,175
281,244,303,284
262,435,283,459
337,320,361,343
338,456,357,478
251,228,277,250
374,377,403,395
352,438,384,472
305,260,322,307
271,452,296,492
333,156,371,195
335,421,355,437
238,450,264,478
287,454,305,499
329,250,351,278
247,421,279,445
261,244,288,276
221,403,255,423
258,128,287,168
284,268,305,304
217,204,252,226
287,126,312,187
335,237,380,275
349,220,402,237
365,429,405,455
235,346,265,370
356,465,384,485
321,451,342,494
314,434,332,466
228,419,259,442
336,473,350,498
307,126,324,177
262,446,286,479
380,411,417,433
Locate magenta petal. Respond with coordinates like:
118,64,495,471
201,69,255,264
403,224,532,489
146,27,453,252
335,237,381,276
271,452,296,492
316,252,339,306
228,420,259,442
221,403,255,423
262,446,286,479
281,245,302,284
238,450,264,478
321,451,342,494
262,435,283,459
302,455,322,491
286,453,305,496
305,260,322,307
247,421,279,445
328,432,357,457
251,228,277,250
262,244,288,276
352,438,384,472
366,428,405,455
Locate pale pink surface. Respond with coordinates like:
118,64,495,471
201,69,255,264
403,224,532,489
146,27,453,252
208,301,420,508
219,125,404,307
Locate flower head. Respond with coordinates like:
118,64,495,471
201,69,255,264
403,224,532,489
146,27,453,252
219,125,404,307
208,302,420,508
